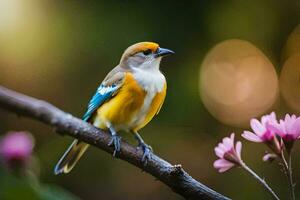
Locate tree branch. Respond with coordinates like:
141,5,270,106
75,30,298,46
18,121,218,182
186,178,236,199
0,85,230,200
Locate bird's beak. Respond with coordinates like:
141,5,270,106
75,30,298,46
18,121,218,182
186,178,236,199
155,47,174,58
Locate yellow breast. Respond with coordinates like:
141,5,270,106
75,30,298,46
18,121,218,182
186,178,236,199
95,73,146,130
93,72,166,132
132,83,166,131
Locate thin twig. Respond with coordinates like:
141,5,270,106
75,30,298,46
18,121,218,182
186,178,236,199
241,163,280,200
280,151,295,200
288,153,295,200
0,85,229,200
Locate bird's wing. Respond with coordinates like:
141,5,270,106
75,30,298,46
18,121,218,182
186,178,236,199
82,66,125,121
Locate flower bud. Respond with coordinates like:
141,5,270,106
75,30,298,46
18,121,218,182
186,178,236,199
262,153,277,163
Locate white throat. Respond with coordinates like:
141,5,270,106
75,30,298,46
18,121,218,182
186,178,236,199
132,63,165,93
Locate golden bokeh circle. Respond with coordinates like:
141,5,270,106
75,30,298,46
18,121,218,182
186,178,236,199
281,24,300,62
200,39,278,127
280,53,300,113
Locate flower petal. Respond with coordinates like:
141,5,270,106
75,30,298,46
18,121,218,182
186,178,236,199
242,131,263,142
230,133,235,141
291,117,300,139
261,115,269,126
279,120,287,133
270,112,276,120
215,147,224,158
213,159,235,173
267,122,284,137
218,142,231,152
223,137,233,149
250,119,265,136
285,117,295,135
218,165,235,173
285,114,291,121
291,114,297,120
235,141,242,160
213,159,235,168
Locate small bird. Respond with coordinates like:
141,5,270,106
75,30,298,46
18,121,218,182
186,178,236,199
54,42,174,174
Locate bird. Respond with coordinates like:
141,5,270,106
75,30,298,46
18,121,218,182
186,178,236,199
54,42,174,174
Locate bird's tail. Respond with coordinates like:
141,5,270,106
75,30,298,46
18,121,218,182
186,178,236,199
54,139,89,175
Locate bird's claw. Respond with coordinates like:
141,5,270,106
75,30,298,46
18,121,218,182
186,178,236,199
108,135,121,157
138,143,153,165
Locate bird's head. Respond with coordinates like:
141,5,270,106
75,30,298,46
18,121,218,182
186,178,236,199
119,42,174,70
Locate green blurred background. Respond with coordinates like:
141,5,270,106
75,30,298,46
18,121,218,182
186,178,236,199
1,0,300,199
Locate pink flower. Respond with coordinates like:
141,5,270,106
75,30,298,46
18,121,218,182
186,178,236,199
0,131,34,169
214,133,243,173
271,114,300,142
242,112,277,143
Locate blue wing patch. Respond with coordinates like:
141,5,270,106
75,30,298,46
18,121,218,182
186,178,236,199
82,84,118,121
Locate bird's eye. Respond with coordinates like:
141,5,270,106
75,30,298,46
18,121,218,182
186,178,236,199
143,49,152,56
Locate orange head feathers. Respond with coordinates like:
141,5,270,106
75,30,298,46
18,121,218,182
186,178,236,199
119,42,174,69
121,42,159,60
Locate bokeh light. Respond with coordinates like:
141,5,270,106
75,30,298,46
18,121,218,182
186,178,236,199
280,53,300,113
200,39,278,127
281,23,300,62
0,0,23,32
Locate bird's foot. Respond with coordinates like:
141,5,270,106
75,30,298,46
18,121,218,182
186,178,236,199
138,142,153,166
108,134,121,157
